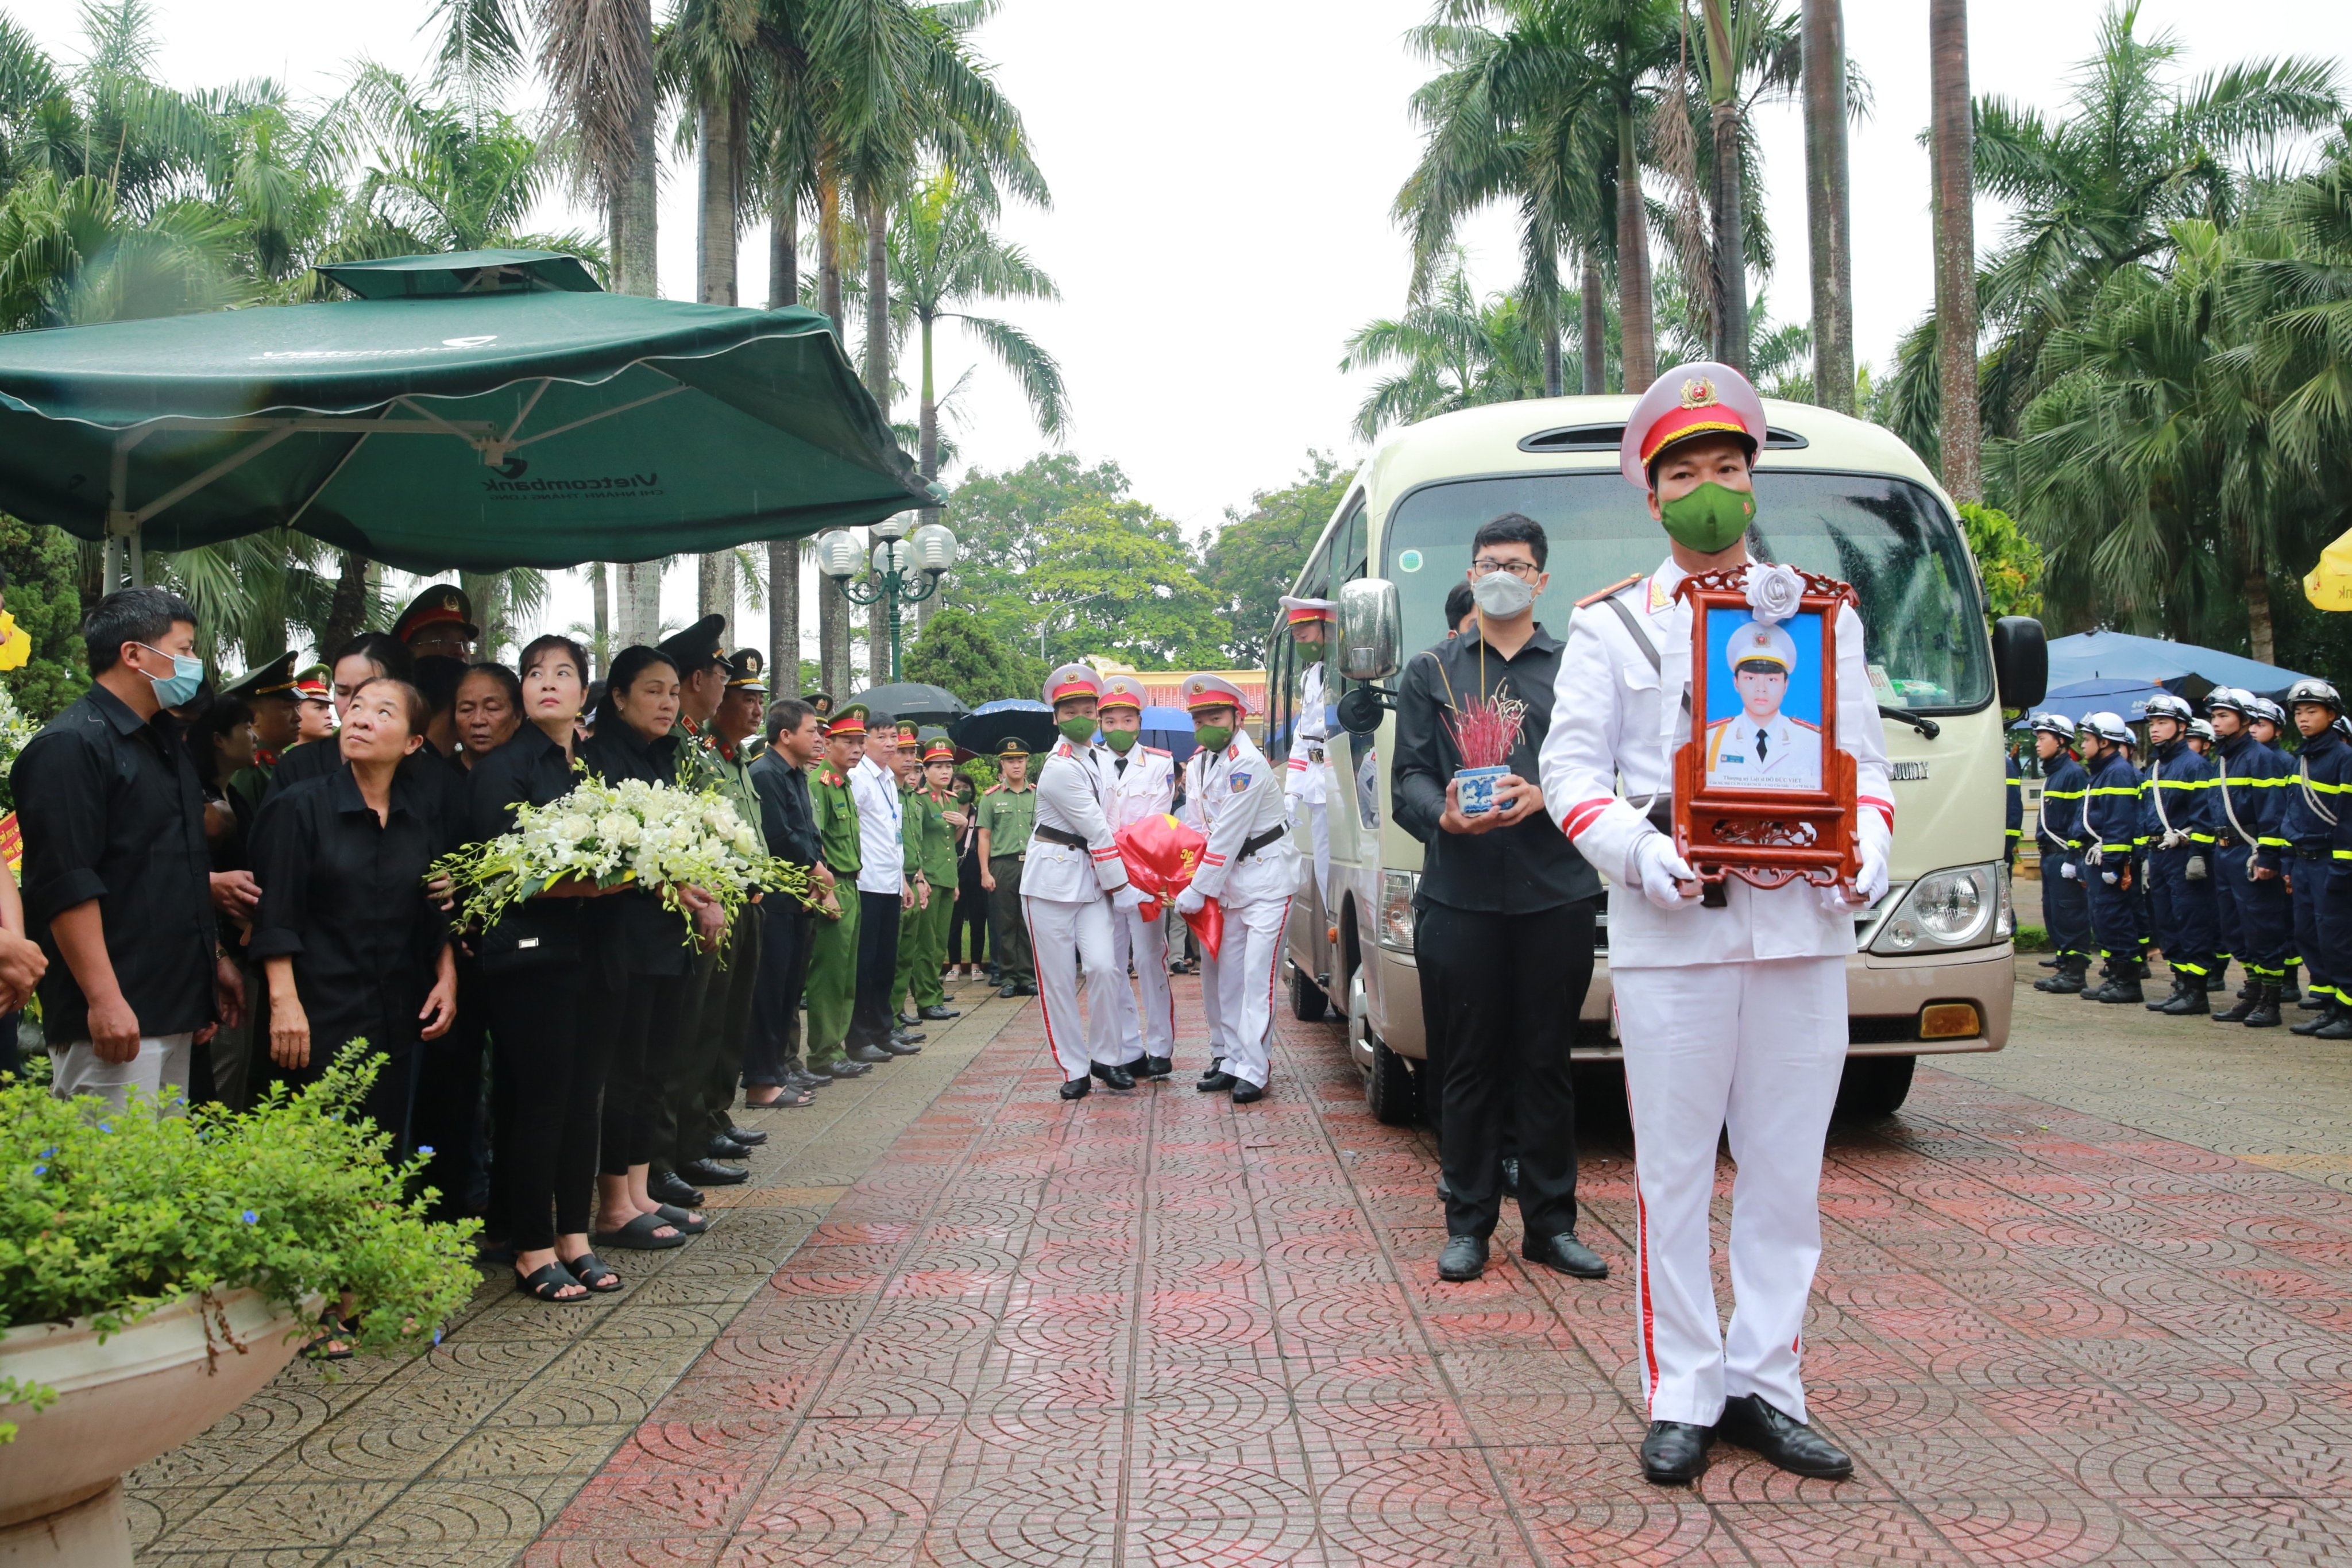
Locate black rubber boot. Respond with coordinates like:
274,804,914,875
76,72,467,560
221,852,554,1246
2146,977,2186,1012
2206,965,2230,994
2093,970,2146,1005
2242,983,2284,1029
2215,979,2266,1023
2076,961,2116,1001
2035,956,2089,994
2291,1001,2339,1037
2160,981,2210,1015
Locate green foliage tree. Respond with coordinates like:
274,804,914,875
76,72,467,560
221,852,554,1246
1201,453,1354,666
904,603,1044,706
1341,254,1551,439
0,515,86,724
1957,502,2043,624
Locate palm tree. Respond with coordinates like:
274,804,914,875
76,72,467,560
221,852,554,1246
1800,0,1852,410
1341,256,1551,438
1928,0,1978,500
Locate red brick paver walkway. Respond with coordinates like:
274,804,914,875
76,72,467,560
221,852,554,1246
531,983,2352,1566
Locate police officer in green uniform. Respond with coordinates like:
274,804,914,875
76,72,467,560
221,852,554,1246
697,649,786,1125
219,650,301,822
912,734,964,1021
891,724,937,1025
977,737,1038,997
808,707,874,1075
391,582,479,661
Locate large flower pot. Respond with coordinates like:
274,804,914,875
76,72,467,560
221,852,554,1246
0,1289,306,1567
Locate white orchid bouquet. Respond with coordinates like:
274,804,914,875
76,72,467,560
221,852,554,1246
428,770,812,945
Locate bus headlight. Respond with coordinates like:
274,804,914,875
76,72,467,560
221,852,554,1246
1870,861,2000,954
1378,871,1418,952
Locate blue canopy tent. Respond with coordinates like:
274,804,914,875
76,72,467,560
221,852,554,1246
2027,678,2168,725
2045,631,2311,701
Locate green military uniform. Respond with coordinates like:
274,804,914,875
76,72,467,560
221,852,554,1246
891,775,929,1018
806,743,866,1071
219,650,300,829
893,779,959,1013
978,748,1037,991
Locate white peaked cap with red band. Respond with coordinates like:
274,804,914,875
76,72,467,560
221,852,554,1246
1620,361,1768,489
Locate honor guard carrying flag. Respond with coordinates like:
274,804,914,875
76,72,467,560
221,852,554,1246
219,650,301,821
2075,712,2152,1003
1280,596,1336,913
1025,663,1146,1099
1538,361,1886,1486
1097,674,1178,1079
1175,672,1298,1104
2138,693,2220,1014
2208,689,2292,1026
2030,713,2096,995
2282,679,2352,1037
392,584,479,661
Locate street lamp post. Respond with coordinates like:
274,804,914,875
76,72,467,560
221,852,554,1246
814,516,959,683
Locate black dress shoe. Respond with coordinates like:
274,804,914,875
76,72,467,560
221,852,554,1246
1640,1422,1712,1485
724,1127,769,1146
1523,1232,1609,1279
786,1068,829,1091
1230,1079,1266,1104
1716,1393,1853,1480
1059,1076,1091,1100
647,1170,706,1208
1196,1070,1237,1093
1141,1055,1172,1080
919,1004,960,1020
825,1058,873,1079
1199,1060,1227,1083
707,1135,755,1160
847,1042,893,1064
883,1032,924,1055
897,1011,922,1028
1090,1061,1137,1090
681,1158,750,1187
999,982,1020,998
1437,1235,1488,1281
1010,982,1037,997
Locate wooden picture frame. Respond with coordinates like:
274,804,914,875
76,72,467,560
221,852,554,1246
1672,566,1861,893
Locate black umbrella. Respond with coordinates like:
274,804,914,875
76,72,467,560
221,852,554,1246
848,682,969,725
949,700,1057,758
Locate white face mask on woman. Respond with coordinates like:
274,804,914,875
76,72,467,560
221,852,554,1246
1470,570,1538,619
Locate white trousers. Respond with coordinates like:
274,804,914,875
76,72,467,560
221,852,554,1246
1024,893,1137,1080
1290,794,1331,913
1110,903,1174,1060
1614,956,1847,1427
51,1033,195,1111
1199,895,1290,1088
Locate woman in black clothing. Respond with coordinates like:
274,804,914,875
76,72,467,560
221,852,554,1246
468,635,643,1301
577,646,722,1252
249,678,458,1151
949,773,990,979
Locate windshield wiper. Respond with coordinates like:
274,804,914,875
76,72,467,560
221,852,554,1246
1879,705,1941,740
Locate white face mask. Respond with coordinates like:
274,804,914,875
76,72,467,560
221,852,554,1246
1470,570,1538,618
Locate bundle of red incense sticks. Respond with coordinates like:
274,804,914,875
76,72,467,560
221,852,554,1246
1446,695,1528,769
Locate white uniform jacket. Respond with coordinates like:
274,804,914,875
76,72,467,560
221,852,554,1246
1538,557,1894,968
1181,730,1299,903
1105,745,1176,829
1285,663,1330,806
1021,739,1131,902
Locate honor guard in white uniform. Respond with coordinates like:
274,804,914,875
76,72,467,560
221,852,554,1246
1281,596,1336,910
1096,675,1179,1078
1173,673,1299,1103
1023,663,1147,1100
1537,361,1891,1488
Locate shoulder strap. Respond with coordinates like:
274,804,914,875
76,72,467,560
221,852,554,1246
1596,590,1692,717
2300,758,2340,828
2215,752,2255,842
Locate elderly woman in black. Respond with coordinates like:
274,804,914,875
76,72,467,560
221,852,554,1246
250,677,458,1149
580,646,723,1252
467,636,647,1301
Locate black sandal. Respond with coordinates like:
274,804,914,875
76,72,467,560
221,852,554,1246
592,1212,688,1250
564,1252,622,1292
516,1262,592,1301
300,1309,356,1359
654,1203,709,1234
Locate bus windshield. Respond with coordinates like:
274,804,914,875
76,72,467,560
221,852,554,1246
1381,470,1991,712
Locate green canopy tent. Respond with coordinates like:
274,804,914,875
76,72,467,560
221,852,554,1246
0,249,935,584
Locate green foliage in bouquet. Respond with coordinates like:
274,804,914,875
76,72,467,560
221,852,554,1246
0,1056,480,1438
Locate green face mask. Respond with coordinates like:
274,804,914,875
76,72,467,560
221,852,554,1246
1057,715,1098,745
1102,727,1140,754
1194,723,1233,751
1658,480,1757,554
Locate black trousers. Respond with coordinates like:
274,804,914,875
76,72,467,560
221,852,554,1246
652,910,760,1173
987,857,1033,986
747,904,813,1085
1415,900,1597,1243
589,968,686,1175
411,962,489,1221
851,889,903,1048
950,879,991,964
485,961,604,1250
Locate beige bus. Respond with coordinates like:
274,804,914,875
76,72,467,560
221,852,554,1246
1266,394,2048,1123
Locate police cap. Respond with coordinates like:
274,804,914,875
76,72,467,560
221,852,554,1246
996,736,1031,759
392,584,478,647
1044,663,1103,706
658,613,728,677
724,648,767,695
1725,619,1797,675
218,649,299,704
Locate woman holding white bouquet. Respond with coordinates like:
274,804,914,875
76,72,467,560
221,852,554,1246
464,635,646,1301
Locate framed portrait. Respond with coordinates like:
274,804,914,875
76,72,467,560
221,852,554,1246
1673,566,1861,893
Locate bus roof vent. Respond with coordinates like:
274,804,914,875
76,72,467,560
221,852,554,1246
1517,423,1812,455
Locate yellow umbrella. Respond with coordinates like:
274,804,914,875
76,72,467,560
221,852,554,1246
2305,524,2352,610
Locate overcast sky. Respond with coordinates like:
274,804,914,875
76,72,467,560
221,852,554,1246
17,0,2352,658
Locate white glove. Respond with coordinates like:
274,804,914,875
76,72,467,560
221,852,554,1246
2159,829,2187,851
2084,844,2104,867
1174,885,1207,916
2059,860,2079,880
1851,809,1891,907
1632,833,1700,911
1111,884,1145,913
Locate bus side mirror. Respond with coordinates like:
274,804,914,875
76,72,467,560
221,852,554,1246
1337,578,1401,681
1992,616,2047,710
1336,685,1389,735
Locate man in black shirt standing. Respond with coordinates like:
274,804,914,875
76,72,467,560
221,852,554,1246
16,588,242,1106
1392,513,1606,1285
748,697,830,1103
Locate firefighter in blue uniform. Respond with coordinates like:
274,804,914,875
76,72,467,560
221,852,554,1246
2250,697,2309,1006
2138,693,2219,1015
2207,690,2291,1027
2185,717,2229,992
2076,712,2150,1004
2030,713,2096,995
2283,679,2352,1038
2005,749,2022,868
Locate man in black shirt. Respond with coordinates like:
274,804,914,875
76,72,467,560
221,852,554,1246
1392,513,1606,1285
748,698,830,1102
16,588,242,1106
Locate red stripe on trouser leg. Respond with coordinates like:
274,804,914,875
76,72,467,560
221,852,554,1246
1635,1183,1660,1411
1022,901,1081,1083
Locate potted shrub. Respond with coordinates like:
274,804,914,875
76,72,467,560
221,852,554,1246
0,1057,477,1567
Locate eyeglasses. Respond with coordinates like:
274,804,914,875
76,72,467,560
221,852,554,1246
1471,557,1541,580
